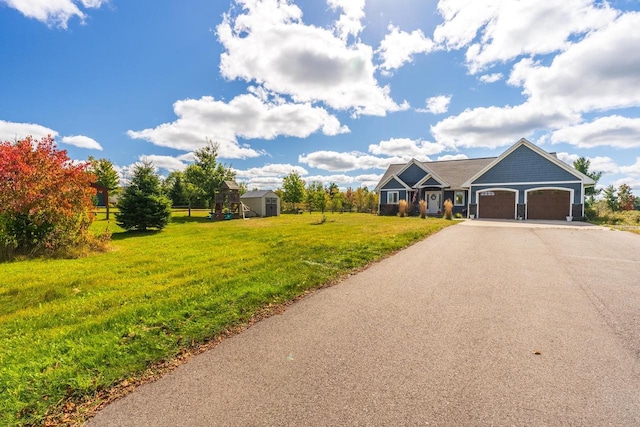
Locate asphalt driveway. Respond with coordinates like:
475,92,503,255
89,221,640,426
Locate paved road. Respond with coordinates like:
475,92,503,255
90,221,640,426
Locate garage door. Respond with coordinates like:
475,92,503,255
527,190,570,220
478,190,516,219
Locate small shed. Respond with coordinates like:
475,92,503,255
240,190,281,218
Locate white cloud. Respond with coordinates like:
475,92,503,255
556,152,580,165
304,174,355,186
0,119,58,141
434,0,617,73
432,11,640,149
234,163,308,179
612,177,640,194
509,13,640,113
620,158,640,177
417,95,452,114
377,25,434,72
551,116,640,149
368,138,445,157
140,155,188,173
327,0,365,40
61,135,103,150
242,176,284,190
588,156,620,175
299,150,415,172
217,0,407,116
431,102,576,149
1,0,109,28
437,154,468,161
127,94,348,158
479,73,502,83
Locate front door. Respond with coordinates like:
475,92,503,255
426,192,440,215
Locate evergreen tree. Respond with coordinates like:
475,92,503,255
116,161,171,231
602,185,618,212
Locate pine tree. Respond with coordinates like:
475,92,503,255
116,161,171,231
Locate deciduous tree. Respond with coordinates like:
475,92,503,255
573,157,603,205
618,184,635,210
0,135,96,257
88,156,120,195
184,141,235,211
282,172,306,211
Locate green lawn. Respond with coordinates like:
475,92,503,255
0,211,454,425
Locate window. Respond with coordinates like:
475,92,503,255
387,191,399,204
454,191,465,206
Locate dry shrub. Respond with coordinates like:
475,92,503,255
398,199,408,217
443,198,453,220
419,199,427,218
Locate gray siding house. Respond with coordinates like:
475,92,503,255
375,138,595,220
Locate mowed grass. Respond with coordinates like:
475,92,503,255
0,211,454,425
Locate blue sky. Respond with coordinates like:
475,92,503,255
1,0,640,193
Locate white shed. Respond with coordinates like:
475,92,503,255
240,190,281,217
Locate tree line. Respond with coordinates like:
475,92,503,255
278,172,378,214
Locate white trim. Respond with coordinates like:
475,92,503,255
378,174,412,191
475,188,518,219
454,190,465,206
471,180,582,186
395,158,450,188
415,173,445,188
462,138,596,187
524,187,574,219
387,191,400,205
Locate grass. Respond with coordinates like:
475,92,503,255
587,209,640,235
0,210,453,425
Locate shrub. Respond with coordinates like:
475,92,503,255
419,199,427,219
398,199,408,217
0,136,97,260
443,199,453,220
455,212,463,219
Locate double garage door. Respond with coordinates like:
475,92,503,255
478,189,571,220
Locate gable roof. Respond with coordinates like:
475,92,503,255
461,138,596,187
241,190,277,199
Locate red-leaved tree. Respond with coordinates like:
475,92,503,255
0,135,96,258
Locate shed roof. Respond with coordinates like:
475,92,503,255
222,180,240,190
241,190,278,199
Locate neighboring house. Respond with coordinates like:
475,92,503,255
240,190,281,218
375,138,596,220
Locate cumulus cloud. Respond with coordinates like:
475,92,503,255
217,0,407,116
434,0,617,73
368,138,446,157
588,156,620,175
234,163,308,179
551,116,640,149
304,174,355,186
431,102,576,149
299,150,417,172
556,152,580,165
509,13,640,113
127,94,348,158
432,11,640,149
0,119,58,141
437,154,468,161
327,0,365,40
1,0,109,28
417,95,452,114
61,135,103,150
139,154,190,173
377,25,434,72
620,158,640,177
479,73,502,83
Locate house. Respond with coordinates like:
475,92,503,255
240,190,280,217
375,138,595,220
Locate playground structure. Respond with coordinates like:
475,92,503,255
211,181,250,220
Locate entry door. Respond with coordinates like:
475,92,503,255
426,192,440,214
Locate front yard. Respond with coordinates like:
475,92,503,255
0,211,453,425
